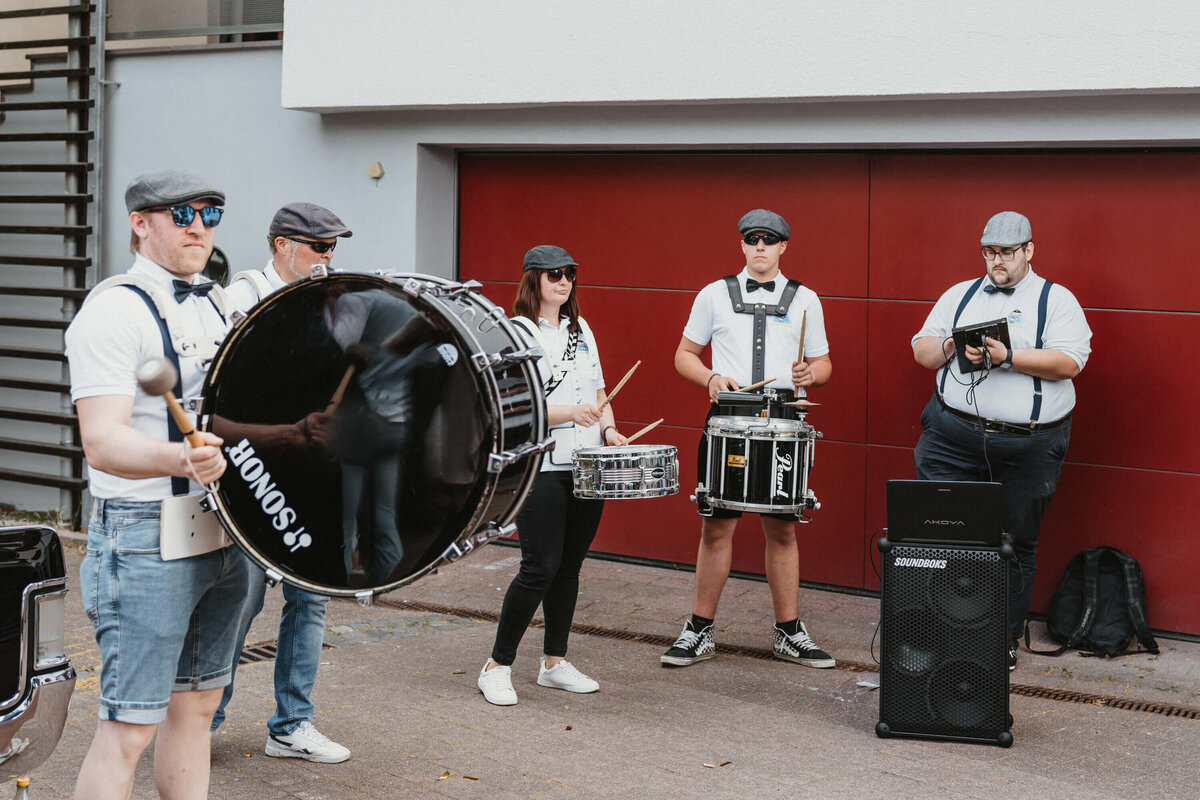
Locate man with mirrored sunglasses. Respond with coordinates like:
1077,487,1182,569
67,169,252,800
664,208,836,671
911,211,1091,671
215,202,354,764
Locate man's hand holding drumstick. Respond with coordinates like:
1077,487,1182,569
134,357,227,485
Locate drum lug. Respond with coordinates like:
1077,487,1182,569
437,279,483,299
229,309,247,327
184,395,207,413
471,348,539,372
264,568,283,588
310,263,329,279
488,439,555,472
355,590,374,607
198,492,217,513
401,277,427,297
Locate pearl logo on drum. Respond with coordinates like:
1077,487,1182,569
773,451,794,499
225,439,312,552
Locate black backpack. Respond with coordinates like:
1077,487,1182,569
1025,546,1160,659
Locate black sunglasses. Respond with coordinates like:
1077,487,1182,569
146,205,224,228
285,236,337,254
743,233,782,246
543,267,577,283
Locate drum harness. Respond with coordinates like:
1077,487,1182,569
722,275,803,387
83,275,234,556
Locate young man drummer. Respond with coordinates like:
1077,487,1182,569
663,208,835,669
212,203,354,763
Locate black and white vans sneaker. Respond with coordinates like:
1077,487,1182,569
772,622,835,668
1008,641,1019,671
660,620,716,667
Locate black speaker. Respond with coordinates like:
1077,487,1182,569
875,538,1014,747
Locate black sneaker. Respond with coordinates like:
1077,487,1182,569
1008,641,1018,671
773,622,836,668
661,620,716,667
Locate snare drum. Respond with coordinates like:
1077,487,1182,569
572,445,679,499
200,273,550,598
716,388,800,420
694,415,820,517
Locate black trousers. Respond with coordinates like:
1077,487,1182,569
490,471,605,666
914,394,1072,641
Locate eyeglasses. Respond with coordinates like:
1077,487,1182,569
285,236,337,254
544,267,577,283
743,233,782,246
146,205,223,228
981,245,1027,262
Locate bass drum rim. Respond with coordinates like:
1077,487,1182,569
200,272,547,598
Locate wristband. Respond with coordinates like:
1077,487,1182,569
706,373,721,389
602,425,617,439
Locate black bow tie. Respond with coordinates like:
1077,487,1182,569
746,278,775,293
172,279,216,304
983,283,1015,295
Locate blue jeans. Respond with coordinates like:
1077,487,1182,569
212,554,330,736
80,499,252,724
914,395,1072,641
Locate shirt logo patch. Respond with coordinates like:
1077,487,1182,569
576,340,590,352
1008,310,1024,327
769,314,793,326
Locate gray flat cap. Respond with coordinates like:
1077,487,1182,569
269,202,353,239
980,211,1032,247
523,245,577,272
125,170,224,213
737,208,790,240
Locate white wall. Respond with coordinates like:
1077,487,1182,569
103,45,1200,283
282,0,1200,111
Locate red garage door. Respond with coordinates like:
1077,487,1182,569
458,152,1200,636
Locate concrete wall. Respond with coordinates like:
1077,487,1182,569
101,45,1200,283
281,0,1200,111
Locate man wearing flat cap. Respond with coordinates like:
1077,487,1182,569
211,200,350,762
225,201,353,308
912,211,1091,670
211,202,354,763
664,208,836,670
66,170,253,798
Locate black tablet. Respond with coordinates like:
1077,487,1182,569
952,317,1010,373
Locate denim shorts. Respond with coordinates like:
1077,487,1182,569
79,498,253,724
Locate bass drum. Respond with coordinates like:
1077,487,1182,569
200,273,550,598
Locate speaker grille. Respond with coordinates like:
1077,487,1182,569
879,544,1009,743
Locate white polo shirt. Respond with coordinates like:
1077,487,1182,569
65,254,229,501
513,315,607,472
225,260,287,312
682,267,829,395
913,268,1092,424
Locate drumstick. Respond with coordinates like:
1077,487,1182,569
326,343,372,412
135,358,204,447
735,377,776,393
624,418,664,444
796,309,808,364
596,359,640,414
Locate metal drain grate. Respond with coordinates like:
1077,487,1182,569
239,640,336,665
376,597,1200,721
1010,684,1200,719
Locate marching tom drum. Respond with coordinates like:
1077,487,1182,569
200,273,550,598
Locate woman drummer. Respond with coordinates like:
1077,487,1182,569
477,244,626,705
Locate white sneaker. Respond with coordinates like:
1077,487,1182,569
264,720,351,763
537,658,599,693
478,661,518,706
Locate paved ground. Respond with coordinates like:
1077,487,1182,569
14,532,1200,799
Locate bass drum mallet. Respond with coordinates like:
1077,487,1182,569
135,357,204,447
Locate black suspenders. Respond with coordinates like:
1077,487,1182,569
723,276,802,385
125,286,189,497
939,277,1056,424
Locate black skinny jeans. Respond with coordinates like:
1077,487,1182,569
490,471,605,666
